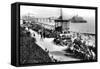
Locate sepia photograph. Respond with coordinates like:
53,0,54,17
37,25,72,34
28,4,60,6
19,4,97,65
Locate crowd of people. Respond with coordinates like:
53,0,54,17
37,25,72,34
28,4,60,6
55,32,96,60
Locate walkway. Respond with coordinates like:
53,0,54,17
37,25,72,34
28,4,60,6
29,29,80,61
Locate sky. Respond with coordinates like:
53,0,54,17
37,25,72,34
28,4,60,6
20,5,60,18
20,5,95,18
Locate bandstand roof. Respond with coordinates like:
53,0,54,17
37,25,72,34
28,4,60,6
54,19,70,22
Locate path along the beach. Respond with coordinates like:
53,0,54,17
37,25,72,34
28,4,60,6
29,29,80,61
